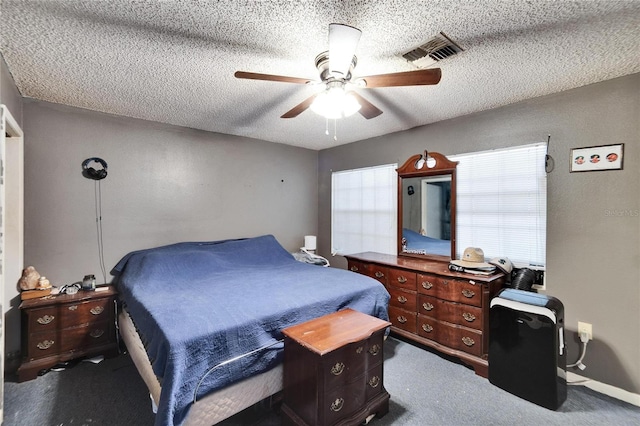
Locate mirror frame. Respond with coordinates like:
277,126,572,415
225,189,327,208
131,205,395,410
397,151,459,261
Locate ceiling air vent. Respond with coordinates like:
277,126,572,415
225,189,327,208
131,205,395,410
402,32,463,69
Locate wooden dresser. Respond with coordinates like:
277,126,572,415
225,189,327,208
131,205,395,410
344,252,505,377
281,308,391,426
17,286,119,382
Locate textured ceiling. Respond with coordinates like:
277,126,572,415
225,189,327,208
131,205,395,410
1,1,639,150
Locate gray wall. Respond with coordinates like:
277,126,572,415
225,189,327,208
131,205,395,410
318,73,640,395
6,100,318,356
0,54,23,127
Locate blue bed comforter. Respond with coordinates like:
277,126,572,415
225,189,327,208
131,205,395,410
113,235,390,426
403,228,450,255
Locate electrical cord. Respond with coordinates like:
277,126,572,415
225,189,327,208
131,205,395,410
94,180,107,285
567,330,592,385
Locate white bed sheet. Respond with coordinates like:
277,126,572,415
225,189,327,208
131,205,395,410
118,309,283,425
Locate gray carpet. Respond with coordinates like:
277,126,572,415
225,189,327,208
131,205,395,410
4,336,640,425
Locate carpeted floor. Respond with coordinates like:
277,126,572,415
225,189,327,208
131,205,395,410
4,336,640,425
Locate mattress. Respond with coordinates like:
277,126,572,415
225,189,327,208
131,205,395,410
119,309,283,426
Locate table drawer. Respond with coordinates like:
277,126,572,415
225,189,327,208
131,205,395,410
60,298,114,329
388,287,417,311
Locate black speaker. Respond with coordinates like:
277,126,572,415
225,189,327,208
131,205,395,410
82,157,108,180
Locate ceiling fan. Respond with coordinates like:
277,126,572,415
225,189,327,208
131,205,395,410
234,23,442,120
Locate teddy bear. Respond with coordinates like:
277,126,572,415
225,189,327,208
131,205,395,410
18,266,41,291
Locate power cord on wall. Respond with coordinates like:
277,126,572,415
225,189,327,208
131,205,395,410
567,330,592,385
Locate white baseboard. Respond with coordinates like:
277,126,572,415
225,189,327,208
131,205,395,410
567,371,640,407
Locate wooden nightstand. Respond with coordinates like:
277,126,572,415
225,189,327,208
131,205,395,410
281,308,391,426
17,286,119,382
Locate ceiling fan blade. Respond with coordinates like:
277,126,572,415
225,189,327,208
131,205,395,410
359,68,442,88
351,92,383,119
234,71,312,85
328,23,362,78
281,94,318,118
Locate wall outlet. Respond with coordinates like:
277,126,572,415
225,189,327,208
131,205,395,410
578,321,593,341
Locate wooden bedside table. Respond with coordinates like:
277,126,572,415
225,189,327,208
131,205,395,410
281,308,391,426
17,286,119,382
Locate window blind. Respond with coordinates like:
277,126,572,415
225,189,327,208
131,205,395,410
331,164,397,256
451,143,547,266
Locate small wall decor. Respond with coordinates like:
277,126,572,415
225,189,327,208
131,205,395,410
570,144,624,172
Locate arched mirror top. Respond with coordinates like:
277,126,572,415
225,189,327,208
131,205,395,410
398,151,458,261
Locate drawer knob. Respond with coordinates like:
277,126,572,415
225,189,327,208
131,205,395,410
369,344,381,356
350,266,359,272
330,362,345,376
397,295,408,304
462,336,475,347
461,289,475,298
90,306,104,315
37,315,55,325
422,324,433,333
462,312,476,322
68,305,78,311
397,276,407,283
37,340,54,350
374,271,384,278
421,281,433,290
422,302,434,311
397,316,407,324
330,398,344,412
90,329,105,338
368,376,380,388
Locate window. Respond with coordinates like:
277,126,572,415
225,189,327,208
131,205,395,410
331,164,397,256
451,143,547,267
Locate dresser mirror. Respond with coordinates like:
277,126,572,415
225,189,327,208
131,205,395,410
397,151,458,261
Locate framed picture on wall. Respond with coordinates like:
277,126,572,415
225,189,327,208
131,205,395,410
570,144,624,172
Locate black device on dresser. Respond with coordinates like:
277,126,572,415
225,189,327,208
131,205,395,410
489,288,567,410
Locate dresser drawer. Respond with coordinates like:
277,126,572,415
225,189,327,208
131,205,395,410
417,314,439,340
436,277,483,307
417,273,438,295
437,322,483,357
387,269,416,291
419,295,483,330
60,298,114,328
26,307,59,331
388,306,416,333
60,321,116,353
388,287,417,311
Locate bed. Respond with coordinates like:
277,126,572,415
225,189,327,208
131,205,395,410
402,227,450,256
112,235,390,426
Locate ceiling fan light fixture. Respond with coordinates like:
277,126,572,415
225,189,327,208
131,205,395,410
310,87,361,119
328,23,362,77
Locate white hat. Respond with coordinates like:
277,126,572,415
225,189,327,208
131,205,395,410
450,247,494,270
489,257,513,274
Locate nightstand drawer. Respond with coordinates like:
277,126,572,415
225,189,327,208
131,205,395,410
61,321,116,353
27,307,59,331
60,298,113,328
26,331,58,360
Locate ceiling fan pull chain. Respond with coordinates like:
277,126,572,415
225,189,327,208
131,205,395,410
334,119,338,141
325,118,329,136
